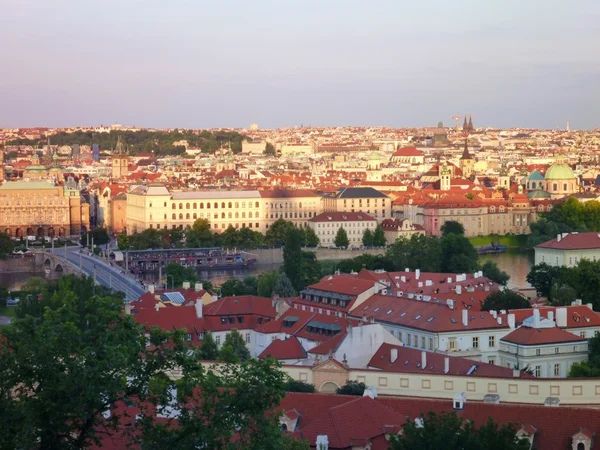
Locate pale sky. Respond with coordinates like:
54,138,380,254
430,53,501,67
1,0,599,129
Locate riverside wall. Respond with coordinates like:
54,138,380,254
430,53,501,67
250,248,386,266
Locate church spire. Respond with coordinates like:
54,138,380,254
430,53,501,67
462,116,468,131
468,115,474,131
460,138,472,160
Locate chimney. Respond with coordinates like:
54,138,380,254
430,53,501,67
587,303,594,310
421,351,427,369
401,276,406,283
548,311,554,322
556,307,567,327
182,281,191,290
195,299,203,319
148,283,155,294
533,308,540,328
316,435,329,450
508,313,515,329
363,386,377,399
444,357,450,374
446,299,454,309
490,310,497,318
154,302,160,312
124,303,133,315
194,282,203,292
447,277,452,283
391,348,398,363
513,369,521,378
416,269,421,279
462,309,468,327
453,392,466,410
557,234,562,242
574,299,582,306
456,285,462,295
405,267,410,272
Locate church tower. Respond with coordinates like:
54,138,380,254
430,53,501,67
439,161,452,191
111,136,129,179
467,115,474,132
459,139,475,179
497,160,510,190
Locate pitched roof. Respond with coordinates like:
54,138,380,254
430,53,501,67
259,336,308,360
500,326,586,346
305,275,376,297
308,212,376,223
507,306,600,329
392,146,423,157
334,187,389,199
535,232,600,250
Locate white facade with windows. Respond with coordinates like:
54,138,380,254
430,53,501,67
308,212,377,248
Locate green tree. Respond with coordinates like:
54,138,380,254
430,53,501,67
197,331,219,360
0,276,176,449
569,334,600,377
257,270,280,298
283,226,304,291
273,272,297,297
19,276,47,294
372,225,387,247
389,412,529,450
362,228,374,247
265,219,295,248
526,263,564,298
0,232,14,258
440,233,479,273
219,329,251,363
336,253,394,273
440,220,465,236
481,260,510,286
185,218,215,248
299,251,322,289
481,290,530,311
527,218,569,247
303,225,320,247
264,142,276,156
282,435,311,450
129,228,164,250
81,227,110,247
220,225,240,248
336,380,366,395
116,233,129,250
285,380,316,393
165,262,198,288
334,226,349,249
386,234,442,273
549,282,577,306
219,277,258,297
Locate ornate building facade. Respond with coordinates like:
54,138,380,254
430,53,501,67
0,181,90,238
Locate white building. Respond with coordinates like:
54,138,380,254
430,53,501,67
499,309,588,378
308,212,377,248
535,232,600,267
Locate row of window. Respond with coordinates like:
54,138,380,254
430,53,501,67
153,201,261,210
169,211,257,220
149,222,261,230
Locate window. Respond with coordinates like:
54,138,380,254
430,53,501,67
245,333,250,343
186,203,190,209
221,202,225,208
488,357,495,365
488,336,495,348
554,363,560,376
580,331,586,338
428,338,433,351
449,339,456,350
536,349,541,356
179,203,183,209
407,334,411,346
215,336,221,346
172,204,176,209
555,347,559,354
534,366,541,377
184,333,192,342
421,336,426,349
472,337,479,349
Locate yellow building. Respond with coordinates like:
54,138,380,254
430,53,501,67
323,187,391,221
0,180,90,238
125,185,322,234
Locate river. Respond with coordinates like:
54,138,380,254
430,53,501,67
0,250,534,291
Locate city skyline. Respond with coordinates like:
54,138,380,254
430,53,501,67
1,0,599,129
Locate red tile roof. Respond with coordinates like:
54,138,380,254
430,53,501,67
392,146,423,157
368,343,532,378
259,336,307,360
306,275,376,297
203,295,276,317
500,326,586,346
535,232,600,250
507,306,600,329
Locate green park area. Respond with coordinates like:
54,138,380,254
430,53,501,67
469,234,529,248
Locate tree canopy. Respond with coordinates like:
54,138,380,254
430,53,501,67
362,228,374,247
283,226,304,291
389,411,530,450
481,260,510,286
165,262,198,288
336,380,366,396
0,232,14,258
372,225,386,247
440,220,465,236
481,290,530,312
334,226,350,249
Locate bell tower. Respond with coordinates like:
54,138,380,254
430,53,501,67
111,135,129,179
440,161,452,191
459,139,475,179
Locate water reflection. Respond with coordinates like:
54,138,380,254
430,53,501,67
479,249,534,289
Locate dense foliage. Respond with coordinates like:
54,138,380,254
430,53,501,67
81,227,110,247
0,275,291,449
334,226,350,249
527,260,600,309
569,334,600,377
336,380,366,396
481,290,530,312
0,232,14,258
9,129,248,156
389,411,530,450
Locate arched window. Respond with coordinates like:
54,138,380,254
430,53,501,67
214,202,218,209
186,213,190,219
235,202,239,208
490,206,495,213
249,212,253,219
235,212,239,218
172,213,176,219
242,202,246,208
228,212,232,218
553,183,558,191
221,202,225,208
206,203,210,209
186,203,190,209
172,204,176,210
179,213,183,219
193,203,197,209
299,202,302,208
228,202,232,208
255,202,259,208
200,203,204,209
242,212,246,218
193,213,197,219
179,203,183,209
221,212,225,219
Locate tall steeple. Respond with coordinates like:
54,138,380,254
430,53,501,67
468,115,474,132
462,116,468,131
460,138,472,160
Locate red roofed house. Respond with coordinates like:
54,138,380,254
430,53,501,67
379,218,424,244
308,211,377,249
390,146,424,164
534,232,600,267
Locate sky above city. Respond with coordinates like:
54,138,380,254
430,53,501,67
1,0,599,130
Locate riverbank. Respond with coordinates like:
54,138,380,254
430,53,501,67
469,234,529,248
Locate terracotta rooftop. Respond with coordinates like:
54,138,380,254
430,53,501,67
535,232,600,250
500,326,586,346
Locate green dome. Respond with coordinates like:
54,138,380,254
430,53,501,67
369,152,380,161
527,189,551,199
544,163,575,180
